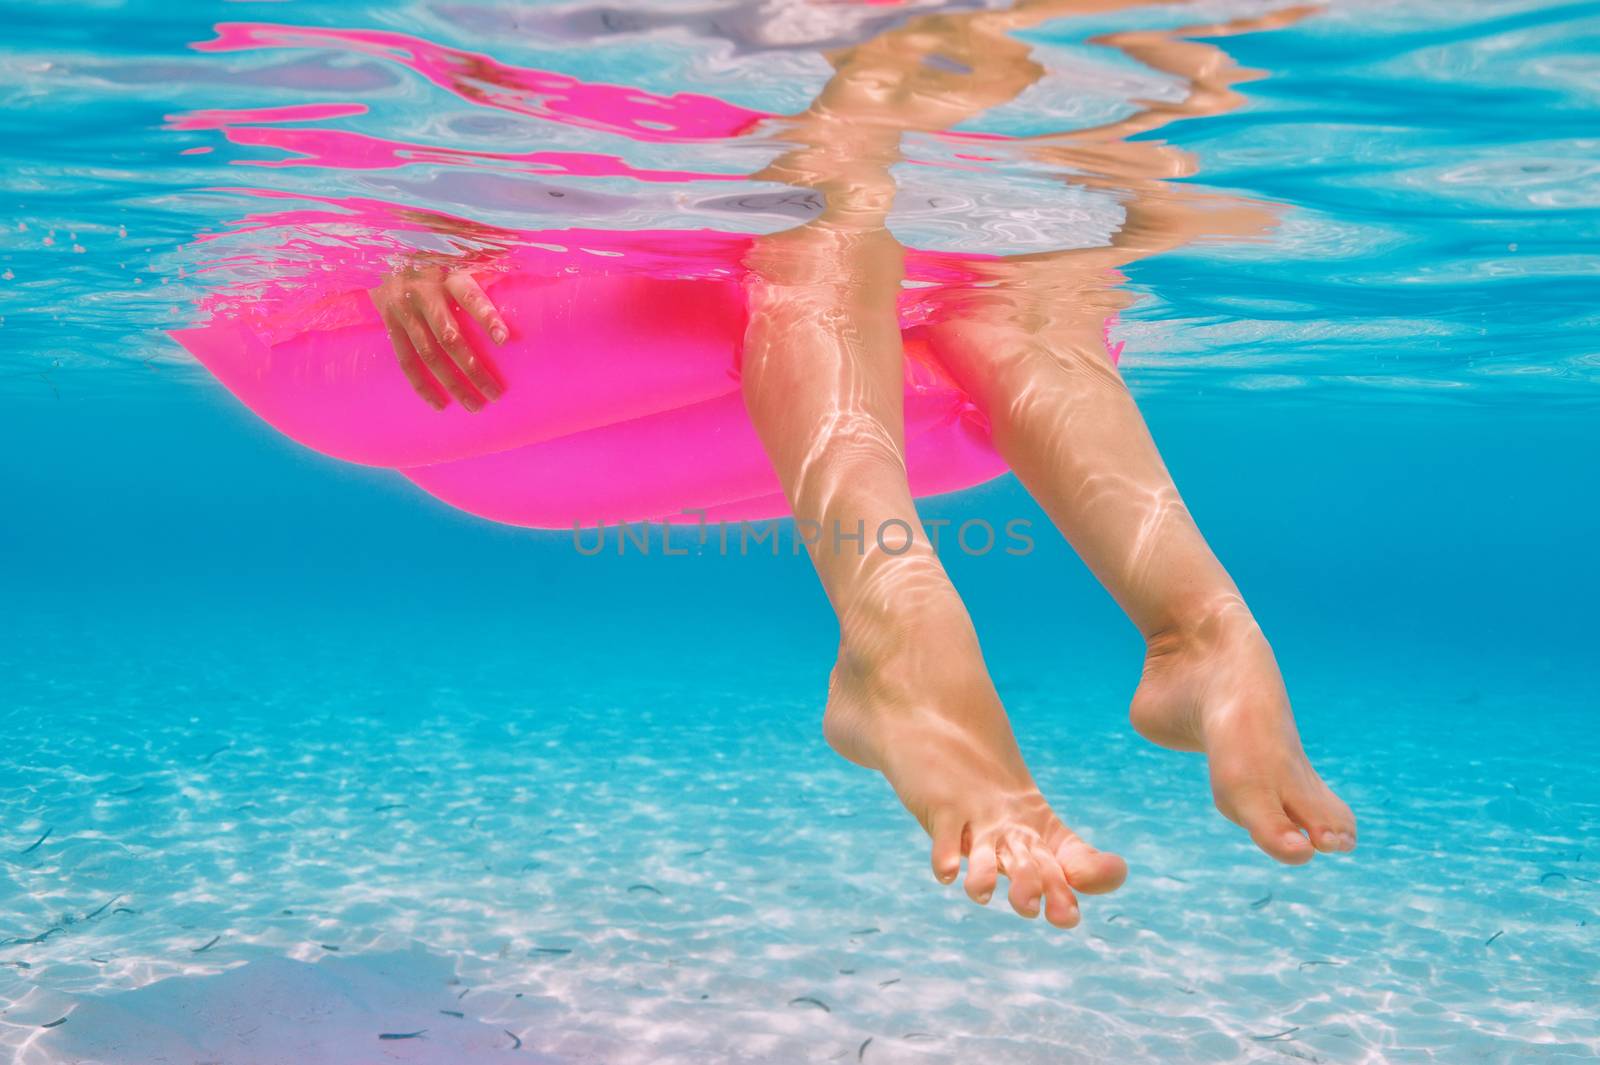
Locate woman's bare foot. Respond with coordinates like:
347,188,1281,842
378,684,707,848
1129,600,1357,864
824,602,1127,927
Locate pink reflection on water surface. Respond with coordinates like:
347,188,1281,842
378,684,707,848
194,23,773,143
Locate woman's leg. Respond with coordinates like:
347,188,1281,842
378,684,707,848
899,1,1354,866
928,280,1356,864
741,221,1127,926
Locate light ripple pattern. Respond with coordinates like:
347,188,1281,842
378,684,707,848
1,623,1596,1063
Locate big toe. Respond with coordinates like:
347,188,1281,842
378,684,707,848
1225,788,1316,865
1052,832,1128,894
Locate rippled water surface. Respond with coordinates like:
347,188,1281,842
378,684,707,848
1,0,1596,399
3,2,1598,1063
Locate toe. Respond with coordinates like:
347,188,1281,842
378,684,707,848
1340,815,1358,851
1225,788,1315,865
1000,837,1043,919
1299,812,1346,853
964,835,998,905
1035,845,1080,929
1050,830,1128,895
1305,819,1354,854
1285,779,1357,855
929,813,964,885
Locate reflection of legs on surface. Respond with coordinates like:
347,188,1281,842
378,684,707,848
930,292,1356,864
741,227,1125,926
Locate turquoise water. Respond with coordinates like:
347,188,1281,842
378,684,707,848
3,1,1599,1062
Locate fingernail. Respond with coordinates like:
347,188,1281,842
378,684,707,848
1283,830,1308,850
491,326,508,344
977,891,992,905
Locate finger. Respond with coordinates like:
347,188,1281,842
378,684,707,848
445,272,510,346
1000,836,1042,919
417,285,504,401
380,306,448,409
1035,844,1080,929
398,300,484,411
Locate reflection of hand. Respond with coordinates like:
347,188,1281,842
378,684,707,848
368,264,509,411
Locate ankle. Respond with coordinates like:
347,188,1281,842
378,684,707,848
837,610,985,691
832,591,991,715
838,564,970,650
1143,593,1259,658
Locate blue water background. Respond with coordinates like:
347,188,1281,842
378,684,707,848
3,1,1598,1061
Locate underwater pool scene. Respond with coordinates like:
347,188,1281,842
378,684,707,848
3,0,1598,1062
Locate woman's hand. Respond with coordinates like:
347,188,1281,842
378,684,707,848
369,264,510,411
